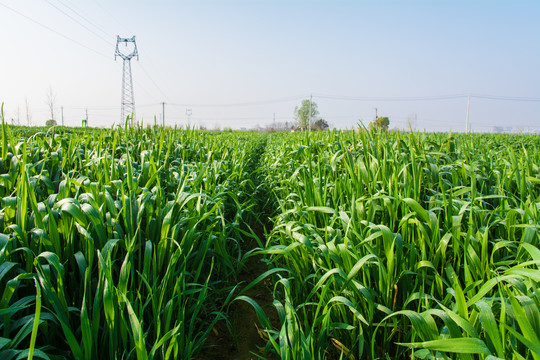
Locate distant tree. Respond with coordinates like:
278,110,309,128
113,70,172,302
370,116,389,131
45,119,57,126
313,118,329,131
294,99,319,129
377,116,389,130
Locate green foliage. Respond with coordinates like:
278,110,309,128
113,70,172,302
45,119,57,127
294,99,319,129
248,130,540,359
370,116,389,131
0,121,267,359
2,111,540,360
313,118,329,131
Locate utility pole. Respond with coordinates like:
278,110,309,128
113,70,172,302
161,102,165,127
466,96,470,134
308,94,312,131
375,108,378,121
61,106,64,126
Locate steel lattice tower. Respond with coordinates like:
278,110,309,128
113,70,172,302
115,36,139,123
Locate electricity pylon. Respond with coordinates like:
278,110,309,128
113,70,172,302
115,36,138,123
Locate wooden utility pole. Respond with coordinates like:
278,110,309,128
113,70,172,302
466,96,470,134
308,94,312,132
161,102,165,127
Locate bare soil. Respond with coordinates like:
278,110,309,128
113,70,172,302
197,256,278,359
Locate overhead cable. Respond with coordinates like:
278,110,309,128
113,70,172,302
0,1,110,59
168,95,308,108
313,93,540,102
45,0,114,45
470,94,540,102
313,93,467,102
136,62,169,101
54,0,112,39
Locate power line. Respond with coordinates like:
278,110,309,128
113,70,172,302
470,94,540,102
0,1,110,59
313,93,540,102
45,0,171,108
45,0,114,46
166,115,295,121
53,0,113,41
92,0,130,35
313,93,467,102
1,2,166,106
137,62,169,101
168,95,308,108
62,103,157,111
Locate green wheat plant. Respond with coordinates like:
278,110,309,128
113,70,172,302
243,129,540,359
0,110,266,359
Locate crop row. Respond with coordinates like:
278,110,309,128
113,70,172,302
2,117,539,359
248,130,540,359
0,118,267,359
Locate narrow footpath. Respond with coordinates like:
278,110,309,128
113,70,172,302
198,135,279,360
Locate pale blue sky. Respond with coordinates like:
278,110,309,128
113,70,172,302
0,0,538,131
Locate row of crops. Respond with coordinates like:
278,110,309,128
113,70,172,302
0,120,268,359
1,117,539,359
250,130,540,359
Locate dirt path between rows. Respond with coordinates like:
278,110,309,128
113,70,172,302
197,227,278,360
198,136,279,360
